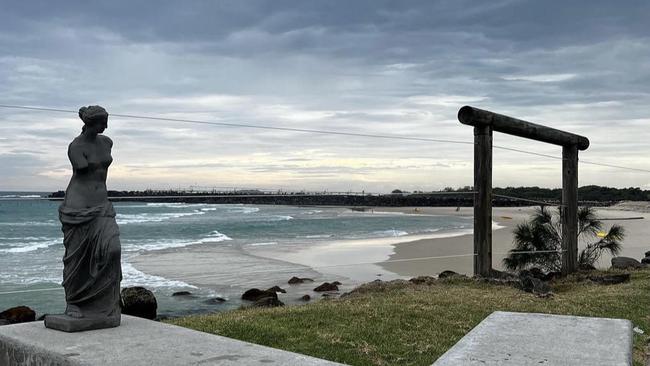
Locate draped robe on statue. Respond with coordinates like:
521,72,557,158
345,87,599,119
59,201,122,319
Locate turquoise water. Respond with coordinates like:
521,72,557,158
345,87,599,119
0,192,472,317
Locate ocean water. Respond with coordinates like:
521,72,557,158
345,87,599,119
0,192,473,317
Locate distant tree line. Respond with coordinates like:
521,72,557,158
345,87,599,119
48,185,649,206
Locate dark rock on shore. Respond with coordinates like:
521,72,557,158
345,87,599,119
579,263,597,271
409,276,436,285
438,270,459,279
314,282,339,292
645,250,650,257
487,269,519,281
242,288,278,302
0,306,36,325
543,271,562,281
611,257,644,269
288,277,314,284
518,268,560,282
300,295,311,301
588,273,631,285
172,291,193,297
641,257,650,264
267,286,287,293
254,297,284,307
121,287,157,320
203,297,227,305
518,275,552,297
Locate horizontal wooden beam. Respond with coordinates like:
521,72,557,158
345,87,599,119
458,106,589,150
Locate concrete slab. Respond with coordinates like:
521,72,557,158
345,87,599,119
0,315,346,365
433,311,633,366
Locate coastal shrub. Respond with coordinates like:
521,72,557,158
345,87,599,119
503,206,624,272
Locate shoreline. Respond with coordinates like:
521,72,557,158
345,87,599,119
129,205,649,315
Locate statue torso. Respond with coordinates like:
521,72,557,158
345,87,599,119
64,135,113,209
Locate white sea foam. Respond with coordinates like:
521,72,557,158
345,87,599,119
123,230,232,252
0,221,58,227
492,221,506,230
247,242,278,247
116,210,205,224
0,272,61,285
267,215,293,221
0,194,42,198
373,229,409,237
298,234,334,239
121,262,197,289
229,206,260,214
364,210,442,217
0,238,62,253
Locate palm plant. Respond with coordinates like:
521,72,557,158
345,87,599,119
503,206,624,272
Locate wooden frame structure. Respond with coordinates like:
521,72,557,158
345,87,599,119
457,106,590,277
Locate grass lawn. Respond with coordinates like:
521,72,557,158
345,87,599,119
169,269,650,365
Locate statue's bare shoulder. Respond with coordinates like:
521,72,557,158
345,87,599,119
98,135,113,147
68,137,88,170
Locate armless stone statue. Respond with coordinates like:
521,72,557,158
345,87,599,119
45,105,122,332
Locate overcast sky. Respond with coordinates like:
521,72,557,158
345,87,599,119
1,1,649,192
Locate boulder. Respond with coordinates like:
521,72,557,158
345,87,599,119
438,270,459,279
410,276,436,285
331,281,342,286
488,269,519,281
0,306,36,325
203,297,226,305
242,288,278,302
267,286,287,293
288,276,314,284
120,287,157,320
645,250,650,257
578,263,597,271
253,297,284,307
641,257,650,264
313,282,339,292
588,273,630,285
519,275,552,297
300,295,311,301
543,271,562,282
611,257,643,269
171,291,193,297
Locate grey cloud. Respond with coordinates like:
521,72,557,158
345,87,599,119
1,1,649,191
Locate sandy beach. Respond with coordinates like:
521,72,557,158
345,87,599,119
379,206,649,277
131,205,649,309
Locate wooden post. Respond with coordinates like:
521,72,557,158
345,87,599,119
459,106,589,276
562,144,579,275
474,125,493,277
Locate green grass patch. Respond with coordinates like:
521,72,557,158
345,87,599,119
168,269,650,365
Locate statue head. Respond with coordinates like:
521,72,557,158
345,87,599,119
79,105,109,134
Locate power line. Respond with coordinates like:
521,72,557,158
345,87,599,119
579,160,650,173
3,104,650,174
493,145,564,160
0,104,474,146
493,194,564,207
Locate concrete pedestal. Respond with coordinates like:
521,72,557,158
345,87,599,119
433,311,633,366
0,315,345,365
